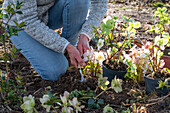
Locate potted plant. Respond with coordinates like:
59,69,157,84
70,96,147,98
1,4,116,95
143,35,170,96
143,7,170,96
154,7,170,69
93,16,141,82
123,41,153,82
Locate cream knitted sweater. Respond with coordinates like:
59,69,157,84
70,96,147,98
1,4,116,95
2,0,108,53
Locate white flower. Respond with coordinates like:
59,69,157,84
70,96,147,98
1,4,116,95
97,39,104,50
111,77,122,93
83,47,94,62
60,91,70,105
69,97,84,113
123,53,132,61
107,47,118,57
21,95,35,113
103,16,112,24
62,106,73,113
40,95,51,112
106,48,112,57
94,51,105,65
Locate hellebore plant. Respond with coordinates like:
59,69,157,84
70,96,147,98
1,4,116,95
146,7,170,76
79,47,94,82
124,7,170,83
82,48,103,78
40,90,85,113
39,88,61,113
123,43,153,82
93,16,141,70
95,76,123,98
21,95,38,113
103,104,114,113
69,97,85,113
60,91,73,113
156,77,170,90
40,94,52,112
59,91,84,113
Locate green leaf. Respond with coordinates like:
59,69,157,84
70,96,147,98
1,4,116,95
88,98,95,108
13,20,19,27
94,104,100,109
3,14,9,18
98,99,104,105
162,7,167,12
19,22,25,27
16,1,23,9
16,11,23,14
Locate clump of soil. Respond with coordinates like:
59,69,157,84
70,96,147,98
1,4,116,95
147,69,170,81
103,60,128,71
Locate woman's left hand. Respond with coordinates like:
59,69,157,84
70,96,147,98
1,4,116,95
77,34,90,57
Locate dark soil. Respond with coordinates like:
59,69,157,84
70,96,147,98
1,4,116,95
0,0,170,113
103,60,128,71
1,60,170,113
164,47,170,56
147,70,170,81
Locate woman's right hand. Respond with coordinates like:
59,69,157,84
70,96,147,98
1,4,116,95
66,44,85,68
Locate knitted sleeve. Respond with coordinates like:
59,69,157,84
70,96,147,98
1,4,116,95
80,0,108,40
13,0,69,53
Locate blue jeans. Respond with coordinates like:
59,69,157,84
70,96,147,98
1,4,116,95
10,0,89,81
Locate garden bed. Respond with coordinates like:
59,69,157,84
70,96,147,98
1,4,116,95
0,0,170,113
1,63,169,113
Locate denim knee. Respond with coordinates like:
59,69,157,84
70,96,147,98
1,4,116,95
40,61,69,81
61,0,90,39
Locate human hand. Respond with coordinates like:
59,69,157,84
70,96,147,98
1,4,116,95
77,34,90,57
66,44,85,68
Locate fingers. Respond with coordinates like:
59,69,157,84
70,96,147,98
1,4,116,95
83,44,90,53
78,43,83,57
67,45,85,68
78,34,90,56
70,55,85,68
78,42,90,56
70,58,78,69
76,54,86,66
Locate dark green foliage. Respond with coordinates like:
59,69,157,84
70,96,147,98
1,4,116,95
0,1,27,109
0,75,26,107
88,98,104,109
70,89,96,100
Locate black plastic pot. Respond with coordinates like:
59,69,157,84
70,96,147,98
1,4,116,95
102,63,127,82
144,73,170,96
164,47,170,56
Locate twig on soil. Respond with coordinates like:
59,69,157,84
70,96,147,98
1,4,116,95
147,93,170,102
33,108,38,113
5,104,12,111
146,93,170,107
25,82,34,87
110,104,125,108
33,88,42,95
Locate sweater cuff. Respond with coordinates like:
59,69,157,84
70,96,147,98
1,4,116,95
80,32,91,41
62,41,70,54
